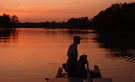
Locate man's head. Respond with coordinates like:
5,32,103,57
74,36,80,44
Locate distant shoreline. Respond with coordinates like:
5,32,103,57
0,2,135,30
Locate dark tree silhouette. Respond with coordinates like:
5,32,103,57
92,2,135,62
17,17,92,29
67,17,91,29
0,14,19,28
92,2,135,31
0,14,11,28
10,15,19,23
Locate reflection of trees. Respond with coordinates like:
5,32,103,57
66,29,93,35
0,28,18,42
37,29,93,36
23,28,93,43
96,31,135,62
91,2,135,62
65,29,95,43
106,50,135,62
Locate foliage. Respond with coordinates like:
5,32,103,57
92,2,135,31
0,14,19,28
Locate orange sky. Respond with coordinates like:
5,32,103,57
0,0,134,22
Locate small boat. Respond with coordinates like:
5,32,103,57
47,61,112,82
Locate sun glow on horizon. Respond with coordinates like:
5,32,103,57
0,0,134,22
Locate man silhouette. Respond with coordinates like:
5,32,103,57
67,36,80,77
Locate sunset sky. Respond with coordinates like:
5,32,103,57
0,0,134,22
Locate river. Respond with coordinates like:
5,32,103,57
0,28,134,82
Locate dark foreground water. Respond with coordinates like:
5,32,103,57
0,28,134,82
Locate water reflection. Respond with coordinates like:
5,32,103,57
43,29,94,35
19,28,95,42
95,31,135,62
0,28,18,43
0,28,134,82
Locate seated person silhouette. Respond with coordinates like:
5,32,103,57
77,55,87,78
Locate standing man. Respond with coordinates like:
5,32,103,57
67,36,80,77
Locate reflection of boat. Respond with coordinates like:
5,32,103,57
47,62,112,82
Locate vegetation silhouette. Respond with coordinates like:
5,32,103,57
93,2,135,62
0,1,135,61
0,14,19,28
17,17,91,29
91,2,135,31
1,2,135,30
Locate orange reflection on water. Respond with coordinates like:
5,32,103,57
0,28,135,82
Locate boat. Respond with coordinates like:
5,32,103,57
46,61,112,82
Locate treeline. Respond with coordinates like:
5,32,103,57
94,2,135,61
91,2,135,31
17,17,91,29
0,14,19,28
93,2,135,51
1,2,135,29
18,2,135,29
94,2,135,50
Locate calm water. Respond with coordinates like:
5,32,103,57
0,28,134,82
